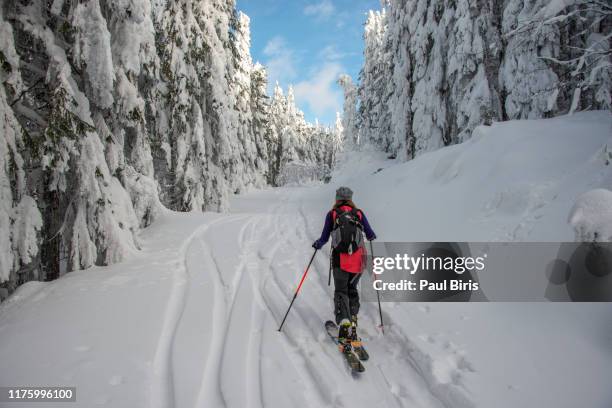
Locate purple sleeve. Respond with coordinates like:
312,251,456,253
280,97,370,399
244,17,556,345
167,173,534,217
317,211,333,245
361,212,377,241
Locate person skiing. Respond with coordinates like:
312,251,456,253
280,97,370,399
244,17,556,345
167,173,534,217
312,186,376,345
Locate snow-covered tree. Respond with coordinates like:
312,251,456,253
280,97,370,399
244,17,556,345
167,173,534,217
386,0,412,159
5,0,140,279
153,0,229,211
508,0,612,112
266,83,337,185
230,11,267,192
332,111,344,164
569,189,612,242
337,74,358,146
0,11,42,294
357,8,394,153
250,63,272,183
446,0,503,143
99,0,161,228
501,0,563,119
353,0,610,160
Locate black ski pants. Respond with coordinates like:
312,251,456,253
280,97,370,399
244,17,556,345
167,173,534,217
333,266,361,324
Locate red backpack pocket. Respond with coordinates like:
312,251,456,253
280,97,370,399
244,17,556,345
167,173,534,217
340,247,364,273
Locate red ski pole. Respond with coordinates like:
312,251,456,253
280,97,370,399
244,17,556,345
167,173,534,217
278,249,318,332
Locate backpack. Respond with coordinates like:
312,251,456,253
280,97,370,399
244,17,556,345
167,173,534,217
331,206,364,255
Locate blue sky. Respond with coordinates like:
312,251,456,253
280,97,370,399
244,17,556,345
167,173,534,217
237,0,380,125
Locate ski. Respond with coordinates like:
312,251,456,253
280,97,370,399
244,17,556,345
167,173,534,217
325,320,365,373
351,338,369,361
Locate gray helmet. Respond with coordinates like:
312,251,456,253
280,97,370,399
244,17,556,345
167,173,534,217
335,186,353,201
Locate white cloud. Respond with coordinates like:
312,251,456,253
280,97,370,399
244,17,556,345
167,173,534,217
304,0,335,20
318,44,354,61
263,36,297,90
261,38,348,123
263,36,285,56
293,62,344,122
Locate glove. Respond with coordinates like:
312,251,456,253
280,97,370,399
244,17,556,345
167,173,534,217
312,239,322,249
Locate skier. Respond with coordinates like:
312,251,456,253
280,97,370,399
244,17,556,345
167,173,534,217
312,186,377,345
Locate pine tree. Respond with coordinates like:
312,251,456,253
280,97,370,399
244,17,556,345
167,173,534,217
250,63,272,184
501,0,562,119
337,74,358,146
0,12,42,294
230,11,266,192
358,8,393,153
97,0,161,228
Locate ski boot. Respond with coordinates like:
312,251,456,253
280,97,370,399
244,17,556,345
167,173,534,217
350,315,359,341
337,319,353,354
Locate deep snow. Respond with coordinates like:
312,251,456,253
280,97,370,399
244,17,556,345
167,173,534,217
1,111,612,408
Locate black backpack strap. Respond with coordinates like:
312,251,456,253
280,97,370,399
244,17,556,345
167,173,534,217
333,206,362,229
332,207,348,225
349,208,363,226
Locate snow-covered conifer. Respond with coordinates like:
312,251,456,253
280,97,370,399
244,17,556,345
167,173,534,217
352,0,610,160
337,74,358,146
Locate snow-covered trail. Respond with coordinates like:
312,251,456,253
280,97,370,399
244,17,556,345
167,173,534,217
1,186,449,408
2,181,610,408
149,177,612,408
154,187,450,408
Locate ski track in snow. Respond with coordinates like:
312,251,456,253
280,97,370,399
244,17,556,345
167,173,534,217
150,189,469,408
150,215,248,408
259,191,444,407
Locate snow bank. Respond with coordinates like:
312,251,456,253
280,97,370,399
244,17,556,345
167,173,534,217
327,110,612,242
569,189,612,242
